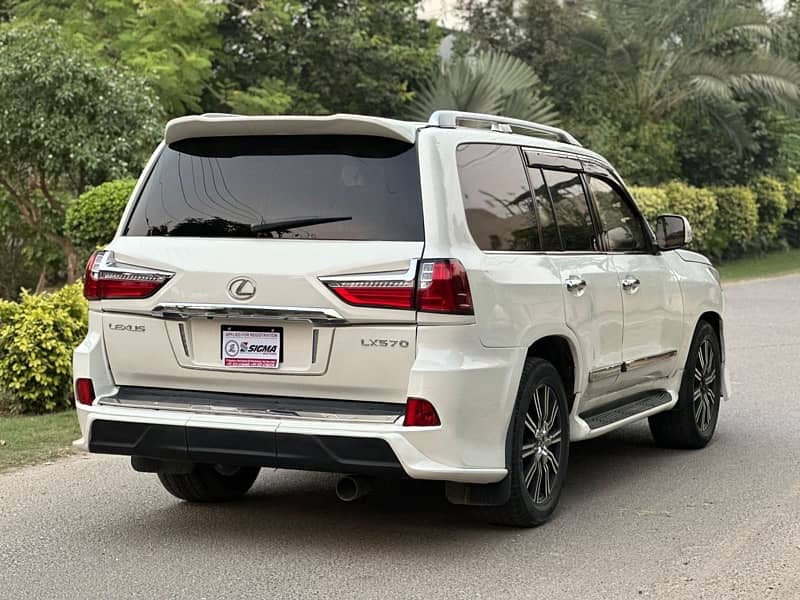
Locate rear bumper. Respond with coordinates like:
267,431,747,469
74,402,507,484
89,419,405,476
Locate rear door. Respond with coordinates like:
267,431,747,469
530,160,624,407
100,134,425,403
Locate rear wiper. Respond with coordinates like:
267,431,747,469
250,216,352,234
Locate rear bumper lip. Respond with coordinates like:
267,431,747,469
75,403,507,484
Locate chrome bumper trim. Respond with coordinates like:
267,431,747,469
97,398,403,424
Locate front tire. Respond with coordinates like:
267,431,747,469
649,320,721,449
158,464,260,502
484,357,570,527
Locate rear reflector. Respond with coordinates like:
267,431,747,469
75,378,95,406
83,250,173,300
403,398,441,427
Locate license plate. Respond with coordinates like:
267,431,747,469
221,326,283,369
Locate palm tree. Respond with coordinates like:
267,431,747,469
574,0,800,146
408,50,559,125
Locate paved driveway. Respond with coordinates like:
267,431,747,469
2,274,799,599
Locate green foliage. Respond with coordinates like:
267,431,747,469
0,21,159,281
207,0,441,118
708,186,759,258
408,50,558,123
781,174,800,247
752,176,789,246
629,187,670,222
0,284,87,414
65,179,136,261
631,183,717,254
13,0,224,116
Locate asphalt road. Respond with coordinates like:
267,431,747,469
2,274,800,599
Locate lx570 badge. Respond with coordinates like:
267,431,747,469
361,338,409,348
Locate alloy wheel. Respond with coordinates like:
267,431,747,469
522,384,562,504
693,339,718,432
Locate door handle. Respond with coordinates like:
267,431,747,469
564,275,587,293
621,276,640,292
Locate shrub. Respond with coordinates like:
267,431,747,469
660,182,718,254
708,186,759,258
629,186,669,221
65,179,136,262
0,283,88,413
752,176,788,247
782,174,800,247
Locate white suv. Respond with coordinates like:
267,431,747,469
72,111,727,526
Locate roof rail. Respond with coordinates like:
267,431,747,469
428,110,581,146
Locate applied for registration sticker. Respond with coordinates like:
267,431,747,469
221,326,282,368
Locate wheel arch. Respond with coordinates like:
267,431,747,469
525,334,579,414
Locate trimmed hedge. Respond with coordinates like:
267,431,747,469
65,179,136,260
0,283,87,413
783,174,800,247
709,186,759,257
630,182,717,254
752,176,788,247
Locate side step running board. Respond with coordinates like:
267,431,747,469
580,391,672,430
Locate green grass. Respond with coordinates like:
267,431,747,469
0,410,80,473
718,248,800,282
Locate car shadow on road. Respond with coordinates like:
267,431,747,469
108,421,710,554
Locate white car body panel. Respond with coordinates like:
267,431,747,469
73,113,726,485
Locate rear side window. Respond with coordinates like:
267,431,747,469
456,143,540,252
541,169,596,251
124,135,424,241
527,168,561,251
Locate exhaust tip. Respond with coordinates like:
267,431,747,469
336,475,373,502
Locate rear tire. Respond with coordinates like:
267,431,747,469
157,464,260,502
649,320,721,449
484,357,570,527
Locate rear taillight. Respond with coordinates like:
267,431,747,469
403,398,441,427
320,259,473,315
75,378,95,406
83,250,173,300
323,280,415,310
416,259,473,315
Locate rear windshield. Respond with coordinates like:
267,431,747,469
124,135,424,241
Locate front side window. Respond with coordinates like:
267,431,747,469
542,169,596,251
588,177,647,251
456,144,540,252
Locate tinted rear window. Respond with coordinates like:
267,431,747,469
124,135,424,240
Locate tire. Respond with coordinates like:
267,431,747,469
484,357,570,527
157,464,260,502
649,320,721,449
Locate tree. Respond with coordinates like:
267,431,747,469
407,50,559,124
12,0,223,116
204,0,442,117
0,22,160,282
571,0,800,143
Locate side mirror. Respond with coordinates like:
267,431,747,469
655,214,692,251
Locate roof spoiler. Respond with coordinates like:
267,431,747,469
164,113,419,145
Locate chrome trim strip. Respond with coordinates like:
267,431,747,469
318,259,418,284
588,363,623,382
623,350,678,371
104,303,348,326
97,398,402,424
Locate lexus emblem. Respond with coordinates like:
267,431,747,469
228,277,256,301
